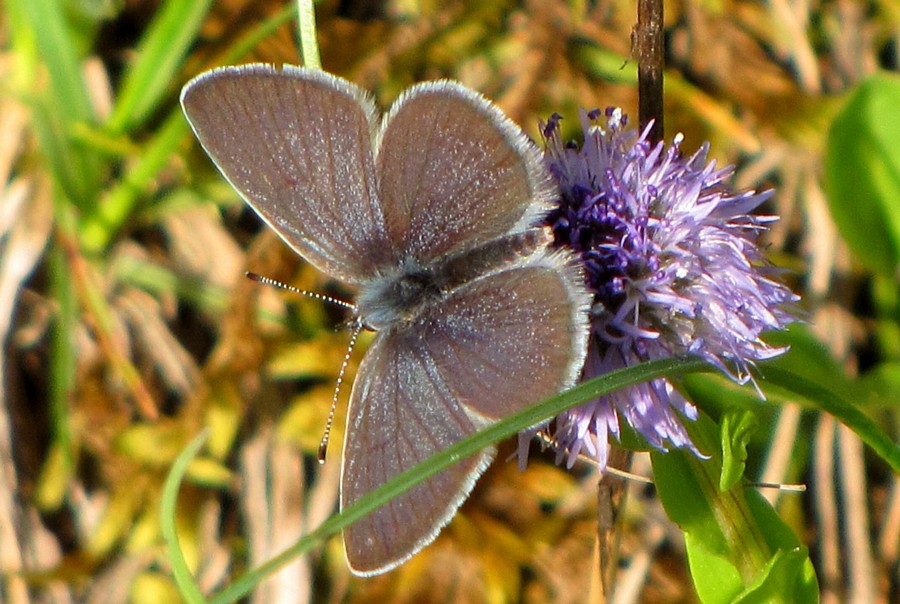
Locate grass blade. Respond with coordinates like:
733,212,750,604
206,357,713,603
107,0,215,133
161,429,210,604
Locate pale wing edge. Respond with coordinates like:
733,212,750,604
344,447,495,577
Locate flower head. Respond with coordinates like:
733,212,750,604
530,108,799,471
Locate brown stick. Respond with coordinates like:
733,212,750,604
597,2,666,598
636,0,665,142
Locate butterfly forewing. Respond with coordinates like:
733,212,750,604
180,65,393,283
375,81,556,265
341,330,494,575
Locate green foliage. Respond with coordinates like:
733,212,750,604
653,414,819,604
825,72,900,277
719,410,758,491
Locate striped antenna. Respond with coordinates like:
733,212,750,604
318,320,363,463
245,271,361,463
245,272,356,310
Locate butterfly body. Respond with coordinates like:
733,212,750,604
181,64,590,575
357,228,551,331
355,260,443,330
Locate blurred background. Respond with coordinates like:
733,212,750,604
2,0,898,602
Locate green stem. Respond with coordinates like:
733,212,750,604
203,357,713,604
297,0,322,70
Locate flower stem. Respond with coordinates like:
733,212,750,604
297,0,321,70
636,0,664,142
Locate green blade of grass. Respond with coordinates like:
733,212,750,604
107,0,215,134
16,0,101,205
161,429,210,604
761,366,900,473
47,234,77,503
19,0,94,124
80,111,187,254
202,356,713,604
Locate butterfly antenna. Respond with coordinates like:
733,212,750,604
245,272,356,310
318,319,363,464
749,481,807,492
245,271,359,463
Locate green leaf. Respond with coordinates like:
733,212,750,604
653,414,818,603
720,409,758,491
653,414,770,602
825,72,900,276
735,493,819,603
683,532,743,603
732,547,815,604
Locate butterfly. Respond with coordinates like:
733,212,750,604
180,64,589,576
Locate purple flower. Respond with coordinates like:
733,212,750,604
527,108,800,471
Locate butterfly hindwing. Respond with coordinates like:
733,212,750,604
341,249,588,575
341,328,493,576
418,251,589,421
